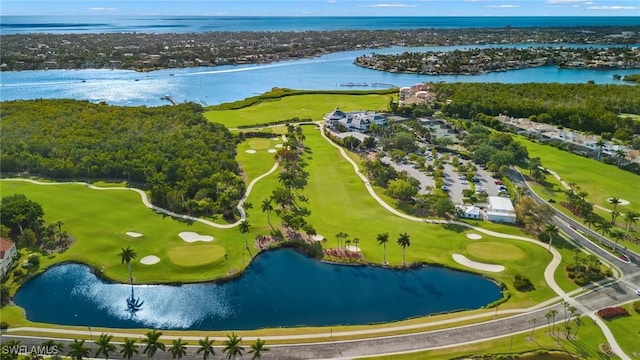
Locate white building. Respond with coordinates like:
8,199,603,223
457,205,482,219
0,237,17,279
323,108,387,133
486,196,517,224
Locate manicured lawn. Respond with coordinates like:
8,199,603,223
204,93,391,127
363,316,614,360
517,136,640,213
166,244,226,267
236,136,282,181
0,181,252,284
606,302,640,356
300,127,557,308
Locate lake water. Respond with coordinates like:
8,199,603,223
14,249,502,330
2,44,638,107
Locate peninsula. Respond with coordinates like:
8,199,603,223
1,26,638,72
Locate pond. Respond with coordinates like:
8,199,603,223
14,249,502,330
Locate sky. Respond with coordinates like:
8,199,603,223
1,0,639,16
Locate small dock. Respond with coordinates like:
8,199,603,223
160,95,178,105
340,82,368,87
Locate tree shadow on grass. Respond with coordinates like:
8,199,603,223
441,223,467,233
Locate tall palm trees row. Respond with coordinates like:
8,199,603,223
52,330,268,360
375,232,411,267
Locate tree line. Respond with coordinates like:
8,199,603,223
0,100,244,219
435,82,640,136
0,331,268,360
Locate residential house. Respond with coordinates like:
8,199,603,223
486,196,517,224
323,108,387,133
0,237,17,279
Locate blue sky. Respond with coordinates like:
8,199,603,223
2,0,639,16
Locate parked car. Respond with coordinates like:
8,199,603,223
494,180,504,185
636,289,640,296
458,175,467,180
441,186,450,192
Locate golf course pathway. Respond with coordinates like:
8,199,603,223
1,161,279,229
318,124,631,360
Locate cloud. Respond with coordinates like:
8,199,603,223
587,5,638,9
326,0,338,3
486,4,520,8
89,7,116,11
366,3,418,7
545,0,587,3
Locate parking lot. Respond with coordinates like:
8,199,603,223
383,153,507,205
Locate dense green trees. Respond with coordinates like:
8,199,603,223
1,100,244,219
436,82,640,135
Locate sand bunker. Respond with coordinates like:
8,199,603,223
126,232,144,238
245,149,257,154
275,144,284,148
346,245,361,252
179,231,214,243
608,198,630,206
268,149,277,153
312,234,324,242
140,255,160,265
452,254,504,272
270,137,279,141
466,233,482,240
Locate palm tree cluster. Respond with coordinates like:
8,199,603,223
265,124,315,239
57,331,270,360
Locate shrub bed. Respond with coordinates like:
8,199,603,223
597,306,629,319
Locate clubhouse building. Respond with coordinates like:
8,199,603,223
323,108,388,133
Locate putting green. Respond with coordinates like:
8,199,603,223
466,242,525,261
247,138,273,150
167,244,226,267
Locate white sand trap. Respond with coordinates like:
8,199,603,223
140,255,160,265
312,234,324,242
126,232,144,238
179,231,214,243
245,149,257,154
452,254,504,272
268,149,277,153
275,144,284,148
270,137,279,141
346,245,361,252
466,233,482,240
608,198,630,206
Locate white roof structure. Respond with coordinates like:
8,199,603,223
488,196,514,213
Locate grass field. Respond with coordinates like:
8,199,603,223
204,93,391,127
167,244,226,267
516,136,640,213
606,302,640,357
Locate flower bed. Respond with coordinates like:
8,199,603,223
597,306,629,319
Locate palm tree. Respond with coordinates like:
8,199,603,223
353,237,360,251
2,340,21,360
224,253,230,273
95,333,116,359
119,338,138,360
67,339,90,360
335,232,347,249
594,219,612,236
614,149,626,167
583,213,600,229
261,198,274,231
595,139,605,161
118,246,137,284
608,197,621,222
529,317,537,339
142,329,165,358
196,337,215,360
239,220,252,258
543,223,559,252
248,338,269,360
223,333,245,360
168,338,187,359
610,228,626,253
377,232,390,265
41,340,64,355
624,210,640,239
397,232,411,267
572,317,583,339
